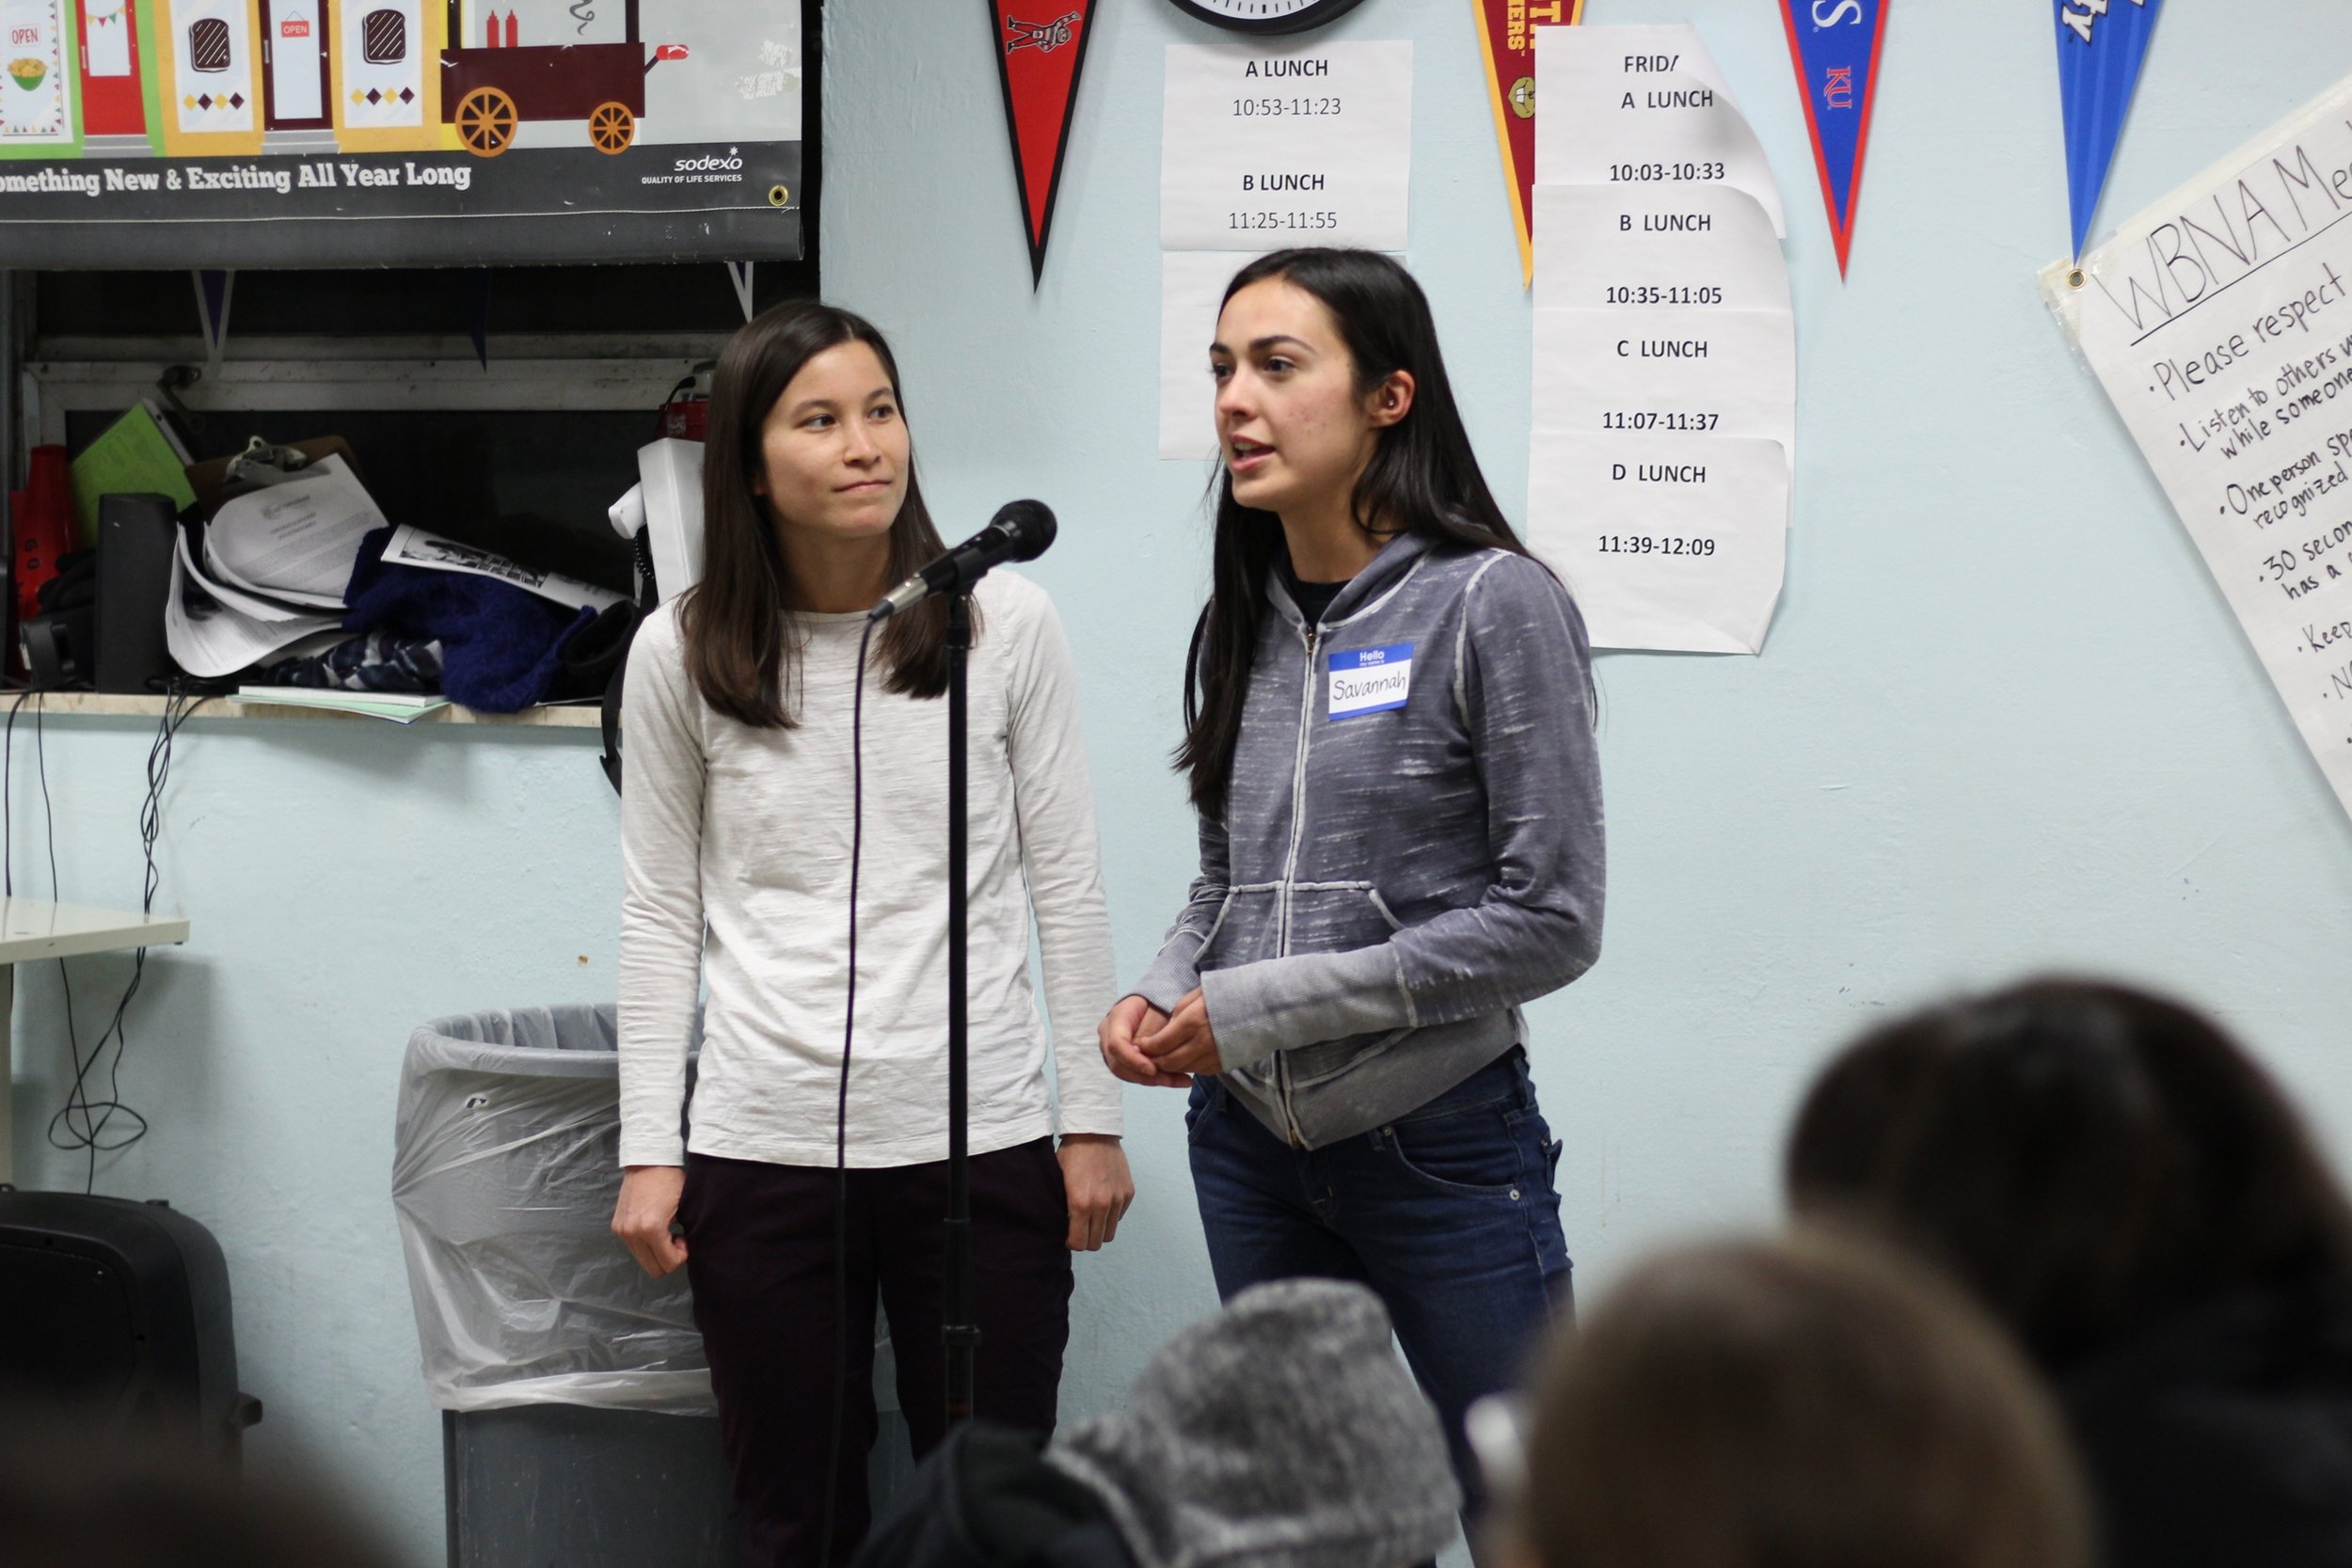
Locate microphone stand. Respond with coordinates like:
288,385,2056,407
877,509,1057,1428
943,589,978,1426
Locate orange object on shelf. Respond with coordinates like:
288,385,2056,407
16,446,75,626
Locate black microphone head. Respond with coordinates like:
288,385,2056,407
988,499,1057,562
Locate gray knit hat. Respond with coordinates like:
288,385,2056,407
1044,1279,1461,1568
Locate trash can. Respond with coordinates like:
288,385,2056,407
394,1004,914,1568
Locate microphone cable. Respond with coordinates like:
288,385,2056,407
817,619,876,1568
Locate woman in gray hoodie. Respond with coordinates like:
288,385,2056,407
1099,248,1605,1514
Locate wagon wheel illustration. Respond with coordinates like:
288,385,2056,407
588,101,635,154
454,87,519,156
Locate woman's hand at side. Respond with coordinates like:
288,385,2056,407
613,1164,690,1277
1058,1133,1136,1252
1138,989,1223,1076
1099,994,1189,1087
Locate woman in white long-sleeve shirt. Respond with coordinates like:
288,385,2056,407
610,300,1133,1568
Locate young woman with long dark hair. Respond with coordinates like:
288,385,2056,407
612,300,1134,1568
1098,248,1605,1505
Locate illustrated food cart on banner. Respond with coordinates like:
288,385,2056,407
2,0,681,156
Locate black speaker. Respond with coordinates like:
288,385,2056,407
19,606,95,688
0,1191,260,1458
95,492,180,695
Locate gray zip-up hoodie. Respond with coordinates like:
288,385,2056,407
1133,531,1604,1148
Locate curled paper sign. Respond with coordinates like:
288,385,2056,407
1534,24,1786,240
1527,24,1793,655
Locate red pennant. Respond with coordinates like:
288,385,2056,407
990,1,1099,286
1470,0,1584,287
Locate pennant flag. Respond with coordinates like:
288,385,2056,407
726,261,756,323
1470,0,1583,287
2056,0,2164,259
461,269,493,370
193,270,233,375
1779,0,1889,277
989,0,1099,286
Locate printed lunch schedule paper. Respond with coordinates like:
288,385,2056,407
1534,24,1786,239
1160,41,1413,252
2051,67,2352,824
1532,182,1791,315
1531,307,1795,460
1526,433,1788,655
1160,248,1265,462
1526,24,1793,654
1156,40,1412,458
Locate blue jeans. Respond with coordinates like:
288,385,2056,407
1185,1048,1571,1513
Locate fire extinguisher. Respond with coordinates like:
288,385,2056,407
659,362,713,442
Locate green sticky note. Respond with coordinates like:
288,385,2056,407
69,407,196,544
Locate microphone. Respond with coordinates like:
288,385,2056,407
867,499,1057,621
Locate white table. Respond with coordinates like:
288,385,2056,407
0,896,191,1185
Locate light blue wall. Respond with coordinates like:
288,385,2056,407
16,2,2352,1562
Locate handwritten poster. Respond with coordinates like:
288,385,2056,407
1526,24,1794,654
2051,70,2352,822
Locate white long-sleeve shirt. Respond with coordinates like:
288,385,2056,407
617,570,1123,1169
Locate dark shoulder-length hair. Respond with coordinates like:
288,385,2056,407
683,300,965,729
1177,248,1534,820
1785,977,2352,1370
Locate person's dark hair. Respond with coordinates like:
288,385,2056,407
1177,248,1534,820
1786,978,2352,1370
0,1417,402,1568
1510,1231,2093,1568
685,299,967,729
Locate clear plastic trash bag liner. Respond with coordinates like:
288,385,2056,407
392,1004,714,1415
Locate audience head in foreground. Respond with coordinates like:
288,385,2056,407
852,1277,1459,1568
1507,1231,2092,1568
0,1419,399,1568
1787,978,2352,1568
1047,1277,1460,1568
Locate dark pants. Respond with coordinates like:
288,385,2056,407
1186,1049,1571,1524
679,1138,1073,1568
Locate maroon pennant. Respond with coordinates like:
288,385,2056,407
990,0,1098,286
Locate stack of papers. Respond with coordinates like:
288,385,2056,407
166,455,382,677
381,526,625,614
230,688,451,724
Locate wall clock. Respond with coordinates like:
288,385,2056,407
1163,0,1367,35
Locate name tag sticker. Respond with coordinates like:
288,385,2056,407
1328,642,1413,720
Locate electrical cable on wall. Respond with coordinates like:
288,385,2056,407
1,686,203,1192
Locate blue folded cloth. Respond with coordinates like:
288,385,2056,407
342,528,595,713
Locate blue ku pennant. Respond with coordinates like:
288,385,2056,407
2056,0,2165,259
1779,0,1890,277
